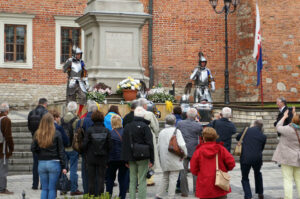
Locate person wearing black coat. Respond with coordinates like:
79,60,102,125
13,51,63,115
122,100,138,128
27,98,48,190
236,120,266,199
274,97,293,137
210,107,236,152
81,110,111,196
121,107,154,199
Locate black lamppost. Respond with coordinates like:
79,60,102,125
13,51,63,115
209,0,240,104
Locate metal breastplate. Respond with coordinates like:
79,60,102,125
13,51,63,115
70,61,82,78
196,69,209,86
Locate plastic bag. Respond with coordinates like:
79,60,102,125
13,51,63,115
56,174,71,192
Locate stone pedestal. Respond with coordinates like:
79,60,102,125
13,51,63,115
76,0,150,92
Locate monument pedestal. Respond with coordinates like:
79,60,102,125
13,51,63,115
76,0,150,92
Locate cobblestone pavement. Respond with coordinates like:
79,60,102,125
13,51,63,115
0,162,299,199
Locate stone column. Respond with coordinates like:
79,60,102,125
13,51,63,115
76,0,150,92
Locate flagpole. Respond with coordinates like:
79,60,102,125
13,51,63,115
260,70,264,106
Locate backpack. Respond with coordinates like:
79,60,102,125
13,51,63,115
61,116,77,147
91,129,109,156
28,109,43,135
0,116,6,143
72,119,85,153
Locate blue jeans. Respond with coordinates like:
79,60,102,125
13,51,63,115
66,151,79,192
32,152,39,189
38,160,61,199
241,162,263,199
106,161,129,199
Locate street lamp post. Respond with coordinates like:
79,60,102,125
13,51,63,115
209,0,240,104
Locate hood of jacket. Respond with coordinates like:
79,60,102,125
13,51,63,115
133,116,151,125
200,142,224,159
63,111,77,123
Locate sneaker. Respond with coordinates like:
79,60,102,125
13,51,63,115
0,189,13,194
70,190,83,196
147,182,155,186
258,194,264,199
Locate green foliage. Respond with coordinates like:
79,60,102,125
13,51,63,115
116,88,123,95
63,193,119,199
148,92,175,103
86,91,106,103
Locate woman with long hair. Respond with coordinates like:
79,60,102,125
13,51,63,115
31,113,67,199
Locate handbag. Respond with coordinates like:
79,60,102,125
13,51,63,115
291,126,300,145
168,128,185,158
215,154,231,191
56,174,71,192
233,127,248,156
129,127,150,160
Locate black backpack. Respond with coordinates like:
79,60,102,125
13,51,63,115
28,110,44,136
61,116,77,148
91,129,109,156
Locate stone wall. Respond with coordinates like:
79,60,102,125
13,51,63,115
0,84,66,107
214,107,286,134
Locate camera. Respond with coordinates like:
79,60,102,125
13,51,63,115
146,169,155,179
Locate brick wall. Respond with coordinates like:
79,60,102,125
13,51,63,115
0,0,299,106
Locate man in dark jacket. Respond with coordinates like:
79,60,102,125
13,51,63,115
236,120,266,199
177,108,202,197
27,98,48,190
122,100,138,128
274,97,293,136
210,107,236,152
0,103,14,194
121,107,154,199
76,100,98,194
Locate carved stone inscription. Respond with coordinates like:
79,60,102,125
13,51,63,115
105,32,133,61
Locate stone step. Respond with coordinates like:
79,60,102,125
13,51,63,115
12,126,30,132
12,132,32,138
13,138,33,144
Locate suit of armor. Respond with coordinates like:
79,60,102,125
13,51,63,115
63,47,89,105
190,53,215,103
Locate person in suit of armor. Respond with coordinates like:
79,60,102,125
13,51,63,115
63,47,89,116
190,52,215,103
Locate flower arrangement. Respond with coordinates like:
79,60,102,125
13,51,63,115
117,77,141,91
147,92,175,103
87,82,112,103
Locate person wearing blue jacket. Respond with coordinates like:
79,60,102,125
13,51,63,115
106,115,129,199
49,110,69,147
236,120,266,199
104,105,122,131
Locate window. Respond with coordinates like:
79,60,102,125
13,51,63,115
61,27,81,64
0,13,34,69
54,16,84,69
4,24,27,62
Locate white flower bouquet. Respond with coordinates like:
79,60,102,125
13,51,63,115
117,77,141,91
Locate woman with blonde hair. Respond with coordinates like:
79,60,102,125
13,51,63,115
190,127,235,199
31,113,67,199
106,114,129,199
272,108,300,199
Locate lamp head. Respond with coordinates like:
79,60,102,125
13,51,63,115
224,0,232,8
209,0,218,9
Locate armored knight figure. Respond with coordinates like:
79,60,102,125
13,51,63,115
190,52,215,103
63,47,89,115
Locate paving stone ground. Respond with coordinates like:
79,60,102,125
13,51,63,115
0,162,299,199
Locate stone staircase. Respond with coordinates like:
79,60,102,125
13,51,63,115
8,121,278,175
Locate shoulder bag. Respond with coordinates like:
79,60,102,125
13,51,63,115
168,128,185,158
215,153,231,191
233,127,248,156
129,126,150,160
291,126,300,146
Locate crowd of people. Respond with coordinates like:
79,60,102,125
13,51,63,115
0,96,299,199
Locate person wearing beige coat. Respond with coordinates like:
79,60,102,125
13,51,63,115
156,114,187,199
272,109,300,199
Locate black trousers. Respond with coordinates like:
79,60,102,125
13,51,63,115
241,162,263,199
87,163,106,196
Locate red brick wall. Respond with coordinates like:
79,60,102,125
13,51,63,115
0,0,87,85
1,0,299,102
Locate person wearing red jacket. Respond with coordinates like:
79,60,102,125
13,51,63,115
190,127,235,199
